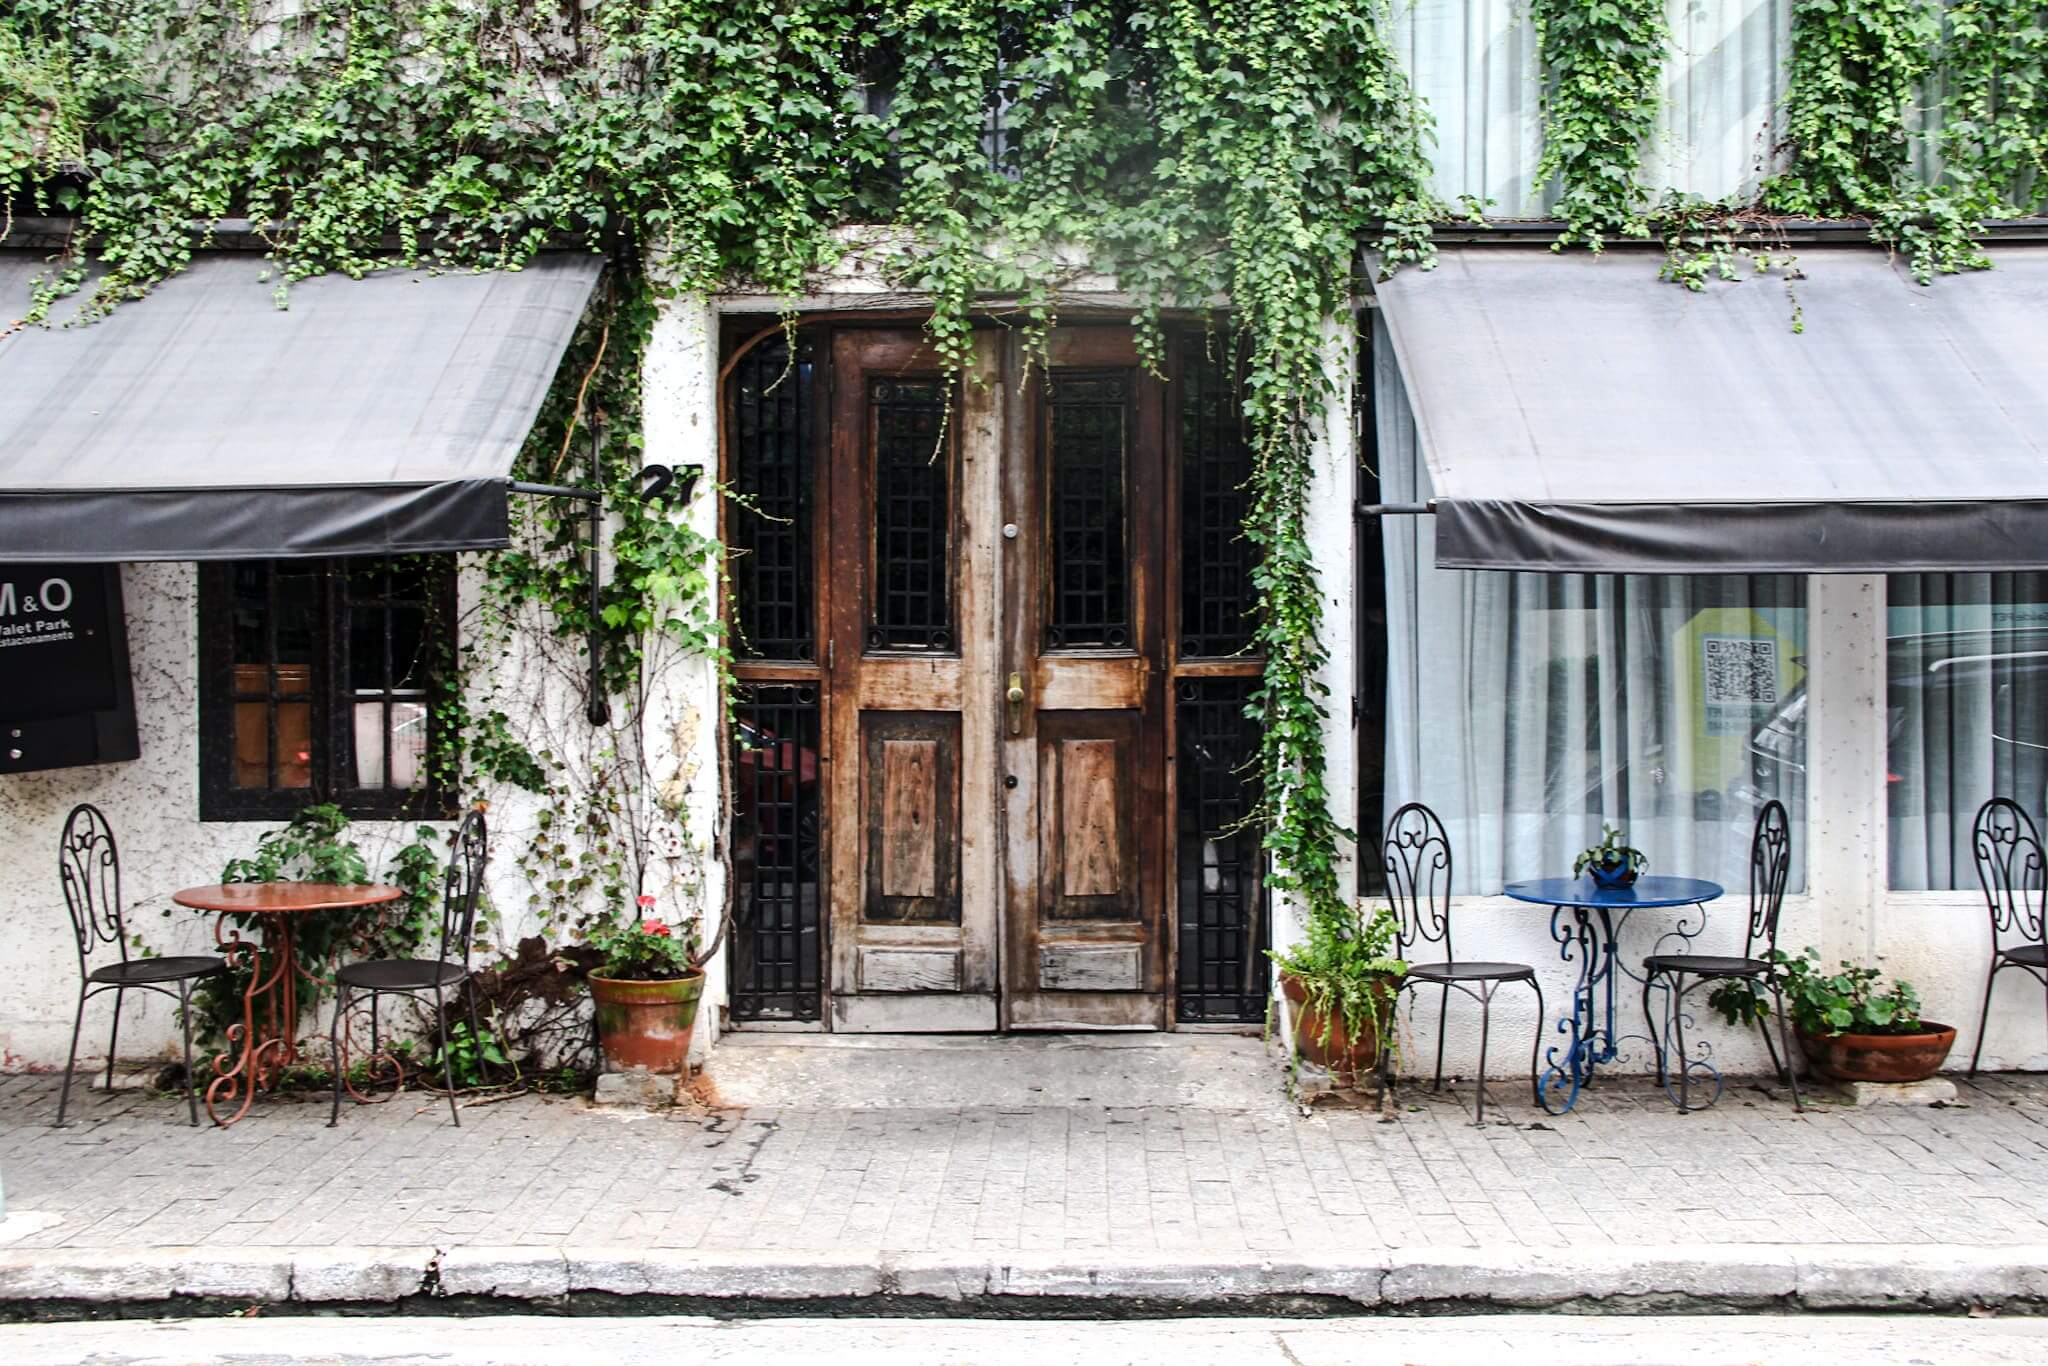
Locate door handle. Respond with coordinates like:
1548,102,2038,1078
1006,672,1026,736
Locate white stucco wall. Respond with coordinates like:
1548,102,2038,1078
0,561,525,1071
0,526,727,1074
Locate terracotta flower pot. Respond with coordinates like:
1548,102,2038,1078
590,971,706,1075
1280,971,1395,1083
1796,1022,1956,1084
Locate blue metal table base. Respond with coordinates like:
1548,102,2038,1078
1503,877,1723,1116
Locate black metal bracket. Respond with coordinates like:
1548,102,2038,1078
509,480,611,726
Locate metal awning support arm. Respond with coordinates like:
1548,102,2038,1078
1355,500,1436,518
509,480,611,726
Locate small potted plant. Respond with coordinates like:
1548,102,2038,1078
1574,824,1647,889
586,894,708,1075
1709,948,1955,1083
1270,903,1407,1084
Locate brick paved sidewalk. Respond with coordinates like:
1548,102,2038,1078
3,1070,2045,1256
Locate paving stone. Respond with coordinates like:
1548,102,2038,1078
1821,1077,1962,1107
1,1072,2046,1274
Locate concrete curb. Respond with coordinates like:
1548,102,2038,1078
1,1245,2044,1316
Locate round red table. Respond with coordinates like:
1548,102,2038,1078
171,882,403,1127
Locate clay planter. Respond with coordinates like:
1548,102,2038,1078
1797,1022,1956,1084
1280,971,1396,1083
590,971,706,1074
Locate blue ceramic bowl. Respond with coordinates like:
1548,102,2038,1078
1587,862,1638,890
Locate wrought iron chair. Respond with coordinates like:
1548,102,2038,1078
56,803,226,1127
327,809,488,1127
1642,799,1803,1113
1967,797,2048,1076
1384,802,1544,1124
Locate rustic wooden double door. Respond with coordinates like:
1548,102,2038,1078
726,320,1266,1031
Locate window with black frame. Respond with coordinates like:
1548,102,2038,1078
198,557,456,821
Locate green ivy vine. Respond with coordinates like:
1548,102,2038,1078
1531,0,1668,248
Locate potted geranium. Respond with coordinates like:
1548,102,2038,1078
1270,903,1407,1084
587,894,708,1074
1709,948,1956,1083
1574,824,1647,889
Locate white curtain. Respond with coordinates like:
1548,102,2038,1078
1887,573,2048,889
1376,317,1807,895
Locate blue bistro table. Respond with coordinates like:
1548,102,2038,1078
1501,875,1723,1115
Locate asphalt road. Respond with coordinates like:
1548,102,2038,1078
2,1314,2045,1365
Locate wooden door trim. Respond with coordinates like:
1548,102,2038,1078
821,326,1003,1031
999,328,1171,1030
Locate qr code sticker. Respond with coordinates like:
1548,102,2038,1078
1703,637,1779,705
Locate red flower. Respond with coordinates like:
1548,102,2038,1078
643,919,673,938
636,894,656,910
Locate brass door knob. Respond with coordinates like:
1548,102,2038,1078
1006,672,1026,735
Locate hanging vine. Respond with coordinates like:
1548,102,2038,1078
1939,0,2048,218
1530,0,1667,248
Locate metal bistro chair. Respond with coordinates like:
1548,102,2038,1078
1968,797,2048,1077
328,808,488,1127
1384,803,1544,1124
1642,799,1803,1113
55,803,226,1127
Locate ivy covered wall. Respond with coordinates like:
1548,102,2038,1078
3,0,2045,984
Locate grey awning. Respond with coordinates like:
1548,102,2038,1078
0,251,602,562
1370,245,2048,573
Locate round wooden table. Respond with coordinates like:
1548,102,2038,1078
171,882,403,1127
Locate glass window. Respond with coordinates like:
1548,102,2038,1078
1383,569,1809,895
1373,319,1805,893
1886,573,2048,889
201,557,456,821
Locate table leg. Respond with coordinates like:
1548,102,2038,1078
205,914,304,1127
1537,908,1626,1114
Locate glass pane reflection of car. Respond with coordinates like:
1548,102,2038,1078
1739,630,2048,820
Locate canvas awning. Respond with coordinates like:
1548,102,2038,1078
0,251,602,562
1370,244,2048,573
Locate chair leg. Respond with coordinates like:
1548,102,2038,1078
1756,1004,1786,1082
1672,972,1692,1113
1642,971,1668,1086
433,982,460,1127
1968,959,2001,1078
1771,983,1803,1113
1473,987,1492,1126
103,986,124,1093
55,987,88,1128
328,982,349,1128
465,984,487,1083
1528,977,1546,1106
177,980,199,1127
1432,984,1449,1091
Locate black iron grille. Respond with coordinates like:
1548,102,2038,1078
1045,372,1131,649
1178,339,1257,658
1175,677,1270,1023
729,335,815,661
869,378,955,651
730,684,823,1021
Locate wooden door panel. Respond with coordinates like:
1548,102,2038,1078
862,713,959,923
1036,717,1139,922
